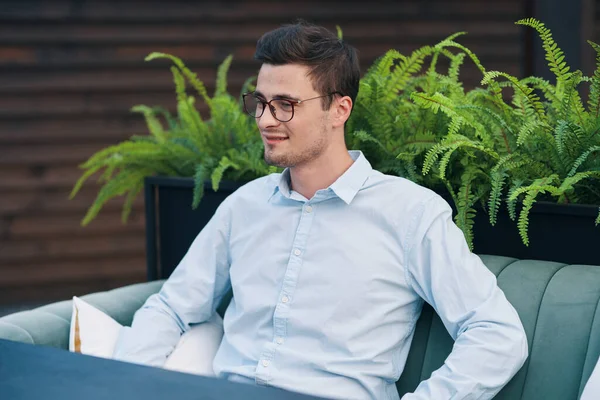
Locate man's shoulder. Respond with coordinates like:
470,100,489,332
363,170,443,209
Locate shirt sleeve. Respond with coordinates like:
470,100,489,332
112,199,232,367
401,195,528,400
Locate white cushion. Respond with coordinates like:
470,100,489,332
69,296,223,376
581,355,600,400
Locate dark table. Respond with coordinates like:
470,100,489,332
0,339,326,400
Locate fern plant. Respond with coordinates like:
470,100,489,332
415,18,600,246
71,53,277,226
346,32,506,248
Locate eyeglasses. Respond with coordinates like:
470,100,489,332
242,92,337,122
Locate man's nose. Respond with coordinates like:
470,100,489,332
257,105,279,129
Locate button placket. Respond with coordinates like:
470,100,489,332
259,202,315,379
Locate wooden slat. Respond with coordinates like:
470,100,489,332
0,92,180,118
0,187,144,216
0,234,145,263
0,68,242,94
0,165,95,190
0,255,146,287
7,210,145,239
0,116,147,144
0,21,521,45
0,1,523,23
0,42,521,68
0,143,113,166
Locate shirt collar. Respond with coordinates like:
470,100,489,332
269,150,372,205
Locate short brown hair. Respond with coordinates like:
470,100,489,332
254,21,360,110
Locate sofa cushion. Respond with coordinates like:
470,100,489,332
70,296,224,376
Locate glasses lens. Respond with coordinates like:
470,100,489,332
271,99,294,122
243,95,264,118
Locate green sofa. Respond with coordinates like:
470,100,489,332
2,255,600,399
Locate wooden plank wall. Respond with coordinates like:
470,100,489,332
0,0,527,305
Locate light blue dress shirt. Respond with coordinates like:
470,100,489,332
113,150,527,400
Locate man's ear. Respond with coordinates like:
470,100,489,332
331,95,353,128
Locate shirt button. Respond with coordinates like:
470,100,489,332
262,359,270,367
305,205,313,213
281,295,289,303
293,249,301,256
276,337,284,345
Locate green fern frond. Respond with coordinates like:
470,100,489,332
145,52,212,105
482,71,547,122
507,180,524,221
567,146,600,177
352,130,392,155
398,131,438,152
121,180,143,223
509,175,560,245
437,39,486,75
70,166,103,199
448,52,466,81
587,41,600,118
509,179,560,202
130,105,166,143
517,191,535,246
81,168,151,226
516,120,549,147
239,76,257,98
422,142,448,176
426,32,465,76
554,120,572,155
458,104,515,153
211,156,240,191
192,164,210,209
370,50,403,79
488,169,508,226
520,76,558,104
516,18,571,82
215,55,233,97
557,171,600,195
454,164,484,250
171,66,187,105
559,70,587,125
423,134,499,180
383,46,434,101
411,92,488,140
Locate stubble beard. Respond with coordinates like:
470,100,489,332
264,133,328,168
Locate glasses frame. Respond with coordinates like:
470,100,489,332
242,92,339,122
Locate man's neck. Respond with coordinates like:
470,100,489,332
289,149,354,200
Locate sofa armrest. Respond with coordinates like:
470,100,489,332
0,280,165,349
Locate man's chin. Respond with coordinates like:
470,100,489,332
264,152,291,168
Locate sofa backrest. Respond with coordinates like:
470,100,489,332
397,255,600,400
1,256,599,399
0,280,165,349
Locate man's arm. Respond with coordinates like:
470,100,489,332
402,195,528,400
112,201,232,367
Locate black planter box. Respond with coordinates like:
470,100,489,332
471,201,600,266
144,176,600,282
144,176,244,280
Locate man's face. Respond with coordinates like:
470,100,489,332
254,63,332,168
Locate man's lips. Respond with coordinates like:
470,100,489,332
263,135,289,144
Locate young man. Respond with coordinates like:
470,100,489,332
113,22,527,400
